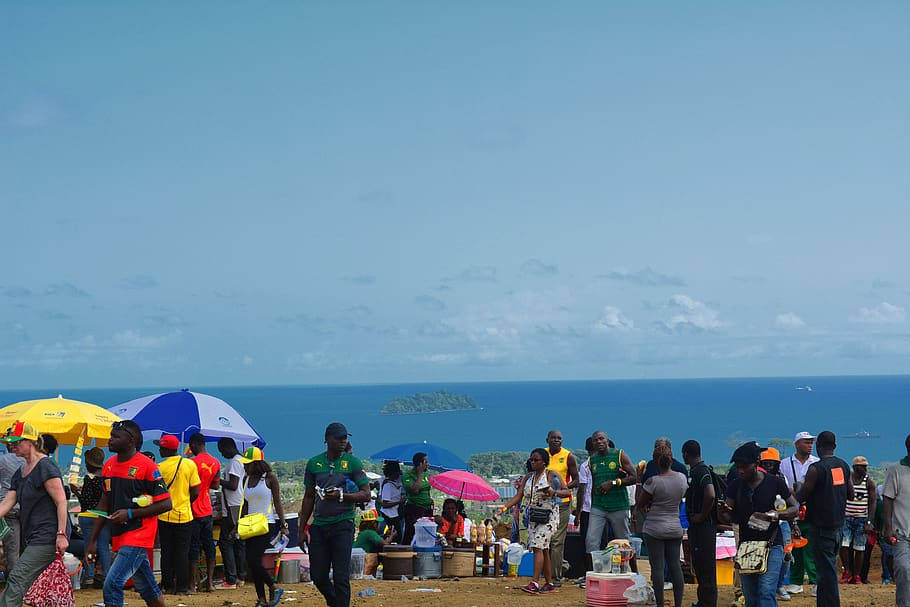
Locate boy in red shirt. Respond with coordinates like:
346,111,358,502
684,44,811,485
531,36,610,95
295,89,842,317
188,432,221,592
87,420,172,607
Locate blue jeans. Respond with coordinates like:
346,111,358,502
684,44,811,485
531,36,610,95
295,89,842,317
777,521,791,588
841,517,867,549
80,515,112,582
310,520,355,607
741,544,783,607
103,545,162,607
810,526,843,607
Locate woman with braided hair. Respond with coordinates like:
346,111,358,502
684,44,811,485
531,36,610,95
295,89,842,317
637,438,688,607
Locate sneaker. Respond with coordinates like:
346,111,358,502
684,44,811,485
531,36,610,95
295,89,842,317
785,584,803,594
520,581,540,594
214,582,238,590
777,587,791,601
852,575,862,584
840,571,852,583
664,582,673,591
539,583,556,593
267,587,285,607
811,585,817,597
884,578,893,585
552,578,563,587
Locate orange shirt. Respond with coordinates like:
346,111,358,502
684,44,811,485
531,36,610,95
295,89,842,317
439,515,465,539
191,452,221,518
102,453,169,550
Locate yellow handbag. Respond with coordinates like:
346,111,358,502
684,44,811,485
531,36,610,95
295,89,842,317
237,477,272,540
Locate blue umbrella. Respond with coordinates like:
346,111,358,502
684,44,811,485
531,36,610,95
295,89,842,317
369,441,469,471
109,389,265,449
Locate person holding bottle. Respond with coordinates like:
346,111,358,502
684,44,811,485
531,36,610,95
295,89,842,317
86,420,172,607
402,452,433,544
496,448,570,595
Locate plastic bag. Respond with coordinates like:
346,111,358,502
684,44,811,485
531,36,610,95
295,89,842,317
623,573,656,606
24,555,75,607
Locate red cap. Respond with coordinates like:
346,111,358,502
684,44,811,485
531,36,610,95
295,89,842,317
154,434,179,450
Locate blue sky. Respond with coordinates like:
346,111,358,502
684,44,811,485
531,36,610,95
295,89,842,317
2,2,908,389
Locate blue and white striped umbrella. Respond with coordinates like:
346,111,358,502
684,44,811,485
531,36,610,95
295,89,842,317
109,389,265,449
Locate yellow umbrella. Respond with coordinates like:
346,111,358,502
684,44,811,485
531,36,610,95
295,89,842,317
0,395,121,446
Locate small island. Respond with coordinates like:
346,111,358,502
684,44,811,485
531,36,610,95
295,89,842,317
380,390,480,415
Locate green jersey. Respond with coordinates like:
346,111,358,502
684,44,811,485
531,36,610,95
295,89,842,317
590,449,630,513
402,470,433,509
353,528,384,553
304,452,369,526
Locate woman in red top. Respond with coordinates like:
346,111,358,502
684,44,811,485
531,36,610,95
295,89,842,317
436,498,465,543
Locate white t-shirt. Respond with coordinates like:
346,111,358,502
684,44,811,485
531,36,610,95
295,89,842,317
222,454,245,512
380,477,402,518
578,459,592,513
883,462,910,537
781,454,819,489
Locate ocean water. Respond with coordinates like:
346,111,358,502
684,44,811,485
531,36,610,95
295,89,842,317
1,375,907,467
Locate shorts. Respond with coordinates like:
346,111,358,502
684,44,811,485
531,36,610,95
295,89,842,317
190,515,216,561
842,517,867,550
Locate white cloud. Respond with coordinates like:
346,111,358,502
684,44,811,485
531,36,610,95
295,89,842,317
111,329,182,350
520,259,559,277
598,267,685,287
775,312,806,328
594,306,634,332
663,294,723,332
855,302,905,324
241,355,254,366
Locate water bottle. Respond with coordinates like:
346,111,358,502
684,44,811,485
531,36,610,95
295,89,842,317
470,525,478,544
132,494,152,507
610,551,622,574
376,564,383,580
550,475,562,506
357,588,376,597
346,478,359,493
774,494,787,512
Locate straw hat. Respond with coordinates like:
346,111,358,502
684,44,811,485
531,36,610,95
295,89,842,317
85,447,105,469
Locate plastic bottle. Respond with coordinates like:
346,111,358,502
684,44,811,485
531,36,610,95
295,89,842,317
132,494,152,507
470,525,478,544
357,588,375,597
376,564,383,580
611,551,622,574
550,475,562,506
774,494,787,512
486,521,494,543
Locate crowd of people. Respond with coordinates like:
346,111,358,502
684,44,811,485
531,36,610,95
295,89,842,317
0,417,909,607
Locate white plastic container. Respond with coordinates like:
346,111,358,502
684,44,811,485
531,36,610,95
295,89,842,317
413,520,438,548
350,548,366,580
506,543,523,577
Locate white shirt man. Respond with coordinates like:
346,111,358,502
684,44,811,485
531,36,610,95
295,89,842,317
781,431,820,489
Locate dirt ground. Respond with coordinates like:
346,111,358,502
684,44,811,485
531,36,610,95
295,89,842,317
69,576,898,607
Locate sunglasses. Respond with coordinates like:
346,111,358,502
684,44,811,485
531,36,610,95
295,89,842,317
111,421,138,443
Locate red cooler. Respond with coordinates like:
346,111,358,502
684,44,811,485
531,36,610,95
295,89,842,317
585,572,635,607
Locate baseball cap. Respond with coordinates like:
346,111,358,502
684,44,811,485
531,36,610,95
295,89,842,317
361,510,378,521
731,442,764,464
794,431,816,442
325,422,351,439
153,434,180,450
760,447,781,462
238,446,264,464
1,421,40,444
852,456,869,466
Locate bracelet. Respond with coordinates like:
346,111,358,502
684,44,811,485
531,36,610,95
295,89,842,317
617,478,622,487
56,531,67,536
127,508,133,520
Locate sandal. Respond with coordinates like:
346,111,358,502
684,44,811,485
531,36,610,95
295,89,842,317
520,581,540,594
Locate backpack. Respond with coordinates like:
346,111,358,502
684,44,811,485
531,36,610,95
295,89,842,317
708,465,728,521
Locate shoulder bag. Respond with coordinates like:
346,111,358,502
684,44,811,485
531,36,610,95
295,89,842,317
527,473,553,524
238,475,272,540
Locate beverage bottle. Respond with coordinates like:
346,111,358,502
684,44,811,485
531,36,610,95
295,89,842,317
774,494,787,512
132,494,152,507
611,551,622,574
486,521,494,543
470,525,478,544
550,475,562,506
376,564,383,580
357,588,376,597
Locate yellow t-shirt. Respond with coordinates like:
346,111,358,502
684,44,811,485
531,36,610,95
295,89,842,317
157,456,201,524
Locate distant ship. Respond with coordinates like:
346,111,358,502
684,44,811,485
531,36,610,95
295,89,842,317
843,430,881,439
795,385,813,391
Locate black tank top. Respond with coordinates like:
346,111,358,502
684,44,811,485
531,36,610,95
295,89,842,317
806,456,851,529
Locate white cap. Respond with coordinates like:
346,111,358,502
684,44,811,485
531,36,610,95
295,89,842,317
794,431,816,442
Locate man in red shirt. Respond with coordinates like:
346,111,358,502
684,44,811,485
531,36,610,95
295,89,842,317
87,420,172,607
188,432,221,593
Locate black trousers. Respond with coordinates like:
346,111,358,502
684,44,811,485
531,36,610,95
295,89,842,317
689,520,717,607
310,520,355,607
159,521,193,593
245,533,274,601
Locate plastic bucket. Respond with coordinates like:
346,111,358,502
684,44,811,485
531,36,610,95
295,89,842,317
414,520,438,548
591,549,612,573
414,547,442,579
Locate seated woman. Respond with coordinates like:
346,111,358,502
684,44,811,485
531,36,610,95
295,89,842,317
435,498,465,543
353,510,396,553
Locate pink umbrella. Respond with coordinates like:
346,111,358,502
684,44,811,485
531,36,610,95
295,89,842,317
428,470,499,502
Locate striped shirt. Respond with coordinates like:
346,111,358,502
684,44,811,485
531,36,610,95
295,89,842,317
845,474,869,518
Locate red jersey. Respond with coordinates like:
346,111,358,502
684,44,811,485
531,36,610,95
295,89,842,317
191,452,221,518
102,452,170,550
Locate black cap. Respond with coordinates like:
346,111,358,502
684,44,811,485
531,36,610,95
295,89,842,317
325,422,351,438
730,441,763,465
